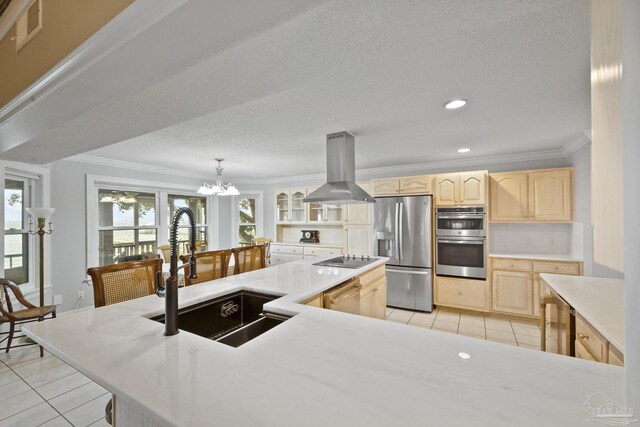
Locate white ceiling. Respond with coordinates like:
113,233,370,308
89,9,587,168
0,0,591,180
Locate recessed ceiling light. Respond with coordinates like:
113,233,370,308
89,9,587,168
444,99,467,110
458,352,471,359
458,147,471,153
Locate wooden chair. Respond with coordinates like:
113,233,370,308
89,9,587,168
179,250,230,286
156,245,171,263
231,245,265,275
185,240,208,253
251,237,272,265
87,259,163,308
0,279,56,357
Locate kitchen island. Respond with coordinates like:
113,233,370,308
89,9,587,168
25,257,624,426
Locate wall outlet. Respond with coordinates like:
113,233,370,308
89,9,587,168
77,291,85,301
53,294,63,305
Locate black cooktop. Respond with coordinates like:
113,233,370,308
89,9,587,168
313,255,379,269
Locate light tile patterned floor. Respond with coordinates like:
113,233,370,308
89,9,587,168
0,346,108,427
385,306,541,350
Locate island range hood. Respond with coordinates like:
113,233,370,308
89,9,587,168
303,131,375,204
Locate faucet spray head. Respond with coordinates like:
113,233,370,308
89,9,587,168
188,249,198,280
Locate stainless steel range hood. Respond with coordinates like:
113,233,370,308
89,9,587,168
303,132,375,204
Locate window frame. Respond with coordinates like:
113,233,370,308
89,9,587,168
86,175,217,272
3,174,35,286
231,191,263,247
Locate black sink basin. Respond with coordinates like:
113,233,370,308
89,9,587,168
151,290,289,347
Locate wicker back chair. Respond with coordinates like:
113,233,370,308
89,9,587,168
231,245,265,275
87,259,163,308
179,250,229,286
0,279,56,356
185,240,208,253
251,237,272,264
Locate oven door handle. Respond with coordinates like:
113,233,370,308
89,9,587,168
437,239,485,245
435,215,485,219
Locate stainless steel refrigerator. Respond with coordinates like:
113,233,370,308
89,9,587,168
373,195,433,312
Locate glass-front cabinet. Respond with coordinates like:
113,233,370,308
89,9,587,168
275,188,307,224
305,187,343,224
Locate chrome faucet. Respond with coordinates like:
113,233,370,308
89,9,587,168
156,207,198,336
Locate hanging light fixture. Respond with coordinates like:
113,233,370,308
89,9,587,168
198,159,240,196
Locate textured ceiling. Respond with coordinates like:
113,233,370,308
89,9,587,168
2,0,591,180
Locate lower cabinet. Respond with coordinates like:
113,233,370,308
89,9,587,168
303,294,323,308
491,270,533,316
575,313,624,366
357,265,386,319
435,276,490,312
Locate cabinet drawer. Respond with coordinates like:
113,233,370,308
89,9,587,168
575,339,598,362
271,245,302,255
533,261,580,275
358,265,385,289
492,258,532,272
435,276,489,312
576,315,608,362
303,247,342,257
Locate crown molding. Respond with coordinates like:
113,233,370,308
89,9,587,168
235,148,568,185
0,0,188,125
67,154,210,181
0,0,31,41
561,130,591,157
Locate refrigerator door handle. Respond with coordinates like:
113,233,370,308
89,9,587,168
398,202,403,260
385,268,431,275
394,203,400,259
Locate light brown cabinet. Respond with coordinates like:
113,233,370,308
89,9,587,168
434,171,486,206
435,276,490,312
491,270,533,316
399,176,432,194
490,257,582,318
344,182,372,224
275,188,307,223
344,226,372,257
357,265,386,320
489,168,573,223
574,313,624,366
371,179,400,195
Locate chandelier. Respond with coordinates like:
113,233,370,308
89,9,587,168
197,158,239,196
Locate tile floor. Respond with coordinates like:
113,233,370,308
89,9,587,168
385,306,542,350
0,345,109,427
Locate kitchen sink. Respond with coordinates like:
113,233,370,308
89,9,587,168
150,290,290,347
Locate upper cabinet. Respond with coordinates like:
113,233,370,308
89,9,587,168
306,186,343,224
489,168,573,223
434,171,487,206
344,182,373,225
275,188,307,224
371,176,434,196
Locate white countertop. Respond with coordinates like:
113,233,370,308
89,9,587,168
273,241,343,248
25,258,625,426
541,274,625,352
490,253,583,262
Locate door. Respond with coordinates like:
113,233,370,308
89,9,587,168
489,173,528,221
386,266,432,311
459,172,486,205
528,169,573,222
373,197,400,264
435,174,458,206
435,238,486,279
372,279,387,319
398,195,432,268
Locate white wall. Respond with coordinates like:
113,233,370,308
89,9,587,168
622,0,640,412
568,141,624,278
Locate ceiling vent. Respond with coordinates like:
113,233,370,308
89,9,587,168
15,0,41,52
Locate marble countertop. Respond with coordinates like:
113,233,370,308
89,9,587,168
490,253,583,262
25,258,625,426
273,241,343,248
541,274,625,352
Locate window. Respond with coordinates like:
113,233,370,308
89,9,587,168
4,177,31,285
168,194,207,254
238,197,257,246
97,190,157,266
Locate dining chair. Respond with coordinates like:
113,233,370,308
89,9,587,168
185,240,208,253
156,245,171,263
0,279,56,357
179,250,230,286
231,245,266,275
87,258,163,308
251,237,272,265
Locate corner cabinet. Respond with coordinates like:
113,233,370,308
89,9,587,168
274,188,307,224
489,168,573,223
434,171,487,206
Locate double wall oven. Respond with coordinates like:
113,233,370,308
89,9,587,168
435,206,487,280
